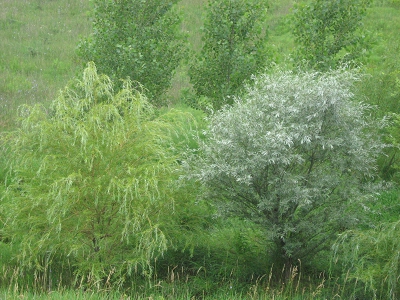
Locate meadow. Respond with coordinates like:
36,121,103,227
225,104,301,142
0,0,92,129
1,0,400,299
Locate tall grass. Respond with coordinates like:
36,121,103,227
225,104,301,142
0,260,378,299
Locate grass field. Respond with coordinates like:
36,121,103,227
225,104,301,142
0,0,92,129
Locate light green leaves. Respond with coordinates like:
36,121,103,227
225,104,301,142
2,62,195,288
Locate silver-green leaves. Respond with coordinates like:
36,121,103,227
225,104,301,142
188,68,385,267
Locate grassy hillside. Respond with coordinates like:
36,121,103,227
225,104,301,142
1,0,399,127
0,0,92,129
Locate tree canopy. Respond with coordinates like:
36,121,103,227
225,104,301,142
78,0,187,105
187,68,385,269
188,0,270,110
1,62,195,288
292,0,372,70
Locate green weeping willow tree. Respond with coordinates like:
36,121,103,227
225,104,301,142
1,62,195,289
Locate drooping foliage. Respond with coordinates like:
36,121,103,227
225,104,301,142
386,113,400,182
333,219,400,300
292,0,372,70
188,0,270,110
379,112,400,181
1,62,196,289
187,68,385,270
77,0,187,105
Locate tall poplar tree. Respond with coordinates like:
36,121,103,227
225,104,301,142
188,0,270,110
292,0,372,70
78,0,187,105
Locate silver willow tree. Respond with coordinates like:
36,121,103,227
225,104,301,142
186,69,385,271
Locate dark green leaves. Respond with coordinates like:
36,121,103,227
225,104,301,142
292,0,372,70
77,0,187,105
188,0,270,110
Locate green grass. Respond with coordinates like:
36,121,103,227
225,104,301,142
0,0,92,129
167,0,207,102
0,262,354,300
180,0,207,52
266,0,295,62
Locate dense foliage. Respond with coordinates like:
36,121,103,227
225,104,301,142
334,218,400,299
292,0,372,70
1,0,400,298
1,62,196,288
186,68,385,271
188,0,270,110
77,0,187,105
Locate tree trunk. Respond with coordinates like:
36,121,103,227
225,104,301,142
274,238,295,283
